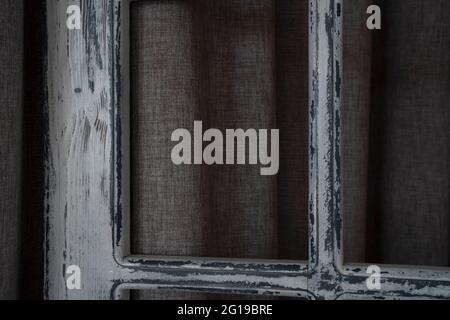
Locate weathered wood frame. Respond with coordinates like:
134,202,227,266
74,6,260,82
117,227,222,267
44,0,450,300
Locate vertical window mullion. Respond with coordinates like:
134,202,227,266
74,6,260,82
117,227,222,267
308,0,343,299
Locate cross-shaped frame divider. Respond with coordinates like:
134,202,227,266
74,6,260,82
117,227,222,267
44,0,450,300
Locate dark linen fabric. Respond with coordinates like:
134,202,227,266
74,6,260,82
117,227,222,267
0,0,45,300
342,0,373,264
0,0,23,300
20,0,46,299
366,0,450,266
130,0,309,262
130,0,309,300
345,0,450,266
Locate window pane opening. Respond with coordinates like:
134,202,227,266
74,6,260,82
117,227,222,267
343,0,450,268
130,1,310,262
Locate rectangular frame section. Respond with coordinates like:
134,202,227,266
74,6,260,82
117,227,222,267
44,0,450,300
113,0,310,299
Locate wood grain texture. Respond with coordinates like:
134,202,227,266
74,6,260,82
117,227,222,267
45,0,117,299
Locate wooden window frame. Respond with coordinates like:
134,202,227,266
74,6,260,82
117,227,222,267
44,0,450,300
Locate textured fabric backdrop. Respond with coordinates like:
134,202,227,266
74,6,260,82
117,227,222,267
0,0,23,300
0,0,45,300
130,0,309,262
369,0,450,267
345,0,450,266
130,0,309,299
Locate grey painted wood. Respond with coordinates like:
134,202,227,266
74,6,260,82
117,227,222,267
45,0,117,299
45,0,450,300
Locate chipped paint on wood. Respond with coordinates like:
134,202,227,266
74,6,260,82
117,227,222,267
45,0,116,299
44,0,450,300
